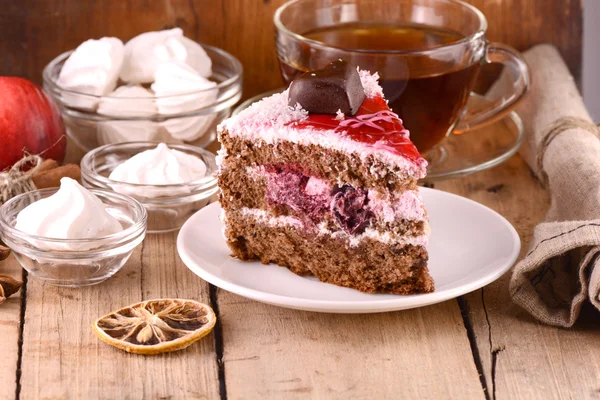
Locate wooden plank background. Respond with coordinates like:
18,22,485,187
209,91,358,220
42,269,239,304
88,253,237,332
218,291,485,399
0,258,23,399
437,155,600,400
0,0,583,98
0,1,592,399
17,233,220,399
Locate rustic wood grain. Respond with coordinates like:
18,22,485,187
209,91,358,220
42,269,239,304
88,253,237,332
0,0,582,98
467,0,582,88
213,116,518,400
217,291,486,399
0,1,588,398
18,233,220,399
0,256,24,400
438,155,600,399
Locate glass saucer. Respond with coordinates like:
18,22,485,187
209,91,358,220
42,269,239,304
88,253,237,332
232,90,524,182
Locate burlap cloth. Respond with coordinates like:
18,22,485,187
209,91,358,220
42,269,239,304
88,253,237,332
490,44,600,327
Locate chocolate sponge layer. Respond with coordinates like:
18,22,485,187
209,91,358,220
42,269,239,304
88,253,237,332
224,211,434,295
217,128,433,295
219,129,419,192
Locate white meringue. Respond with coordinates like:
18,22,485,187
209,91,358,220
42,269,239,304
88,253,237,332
180,36,213,78
96,121,179,146
120,28,212,84
161,115,216,142
57,37,124,110
151,62,217,111
97,85,156,117
108,143,207,198
15,178,123,250
97,85,163,145
151,62,218,141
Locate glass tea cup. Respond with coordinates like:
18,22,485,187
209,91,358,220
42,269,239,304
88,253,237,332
274,0,529,157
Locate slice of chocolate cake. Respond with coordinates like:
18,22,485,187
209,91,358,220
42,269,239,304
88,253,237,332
217,60,433,294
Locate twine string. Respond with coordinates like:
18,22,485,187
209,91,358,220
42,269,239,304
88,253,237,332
536,117,600,187
0,155,43,205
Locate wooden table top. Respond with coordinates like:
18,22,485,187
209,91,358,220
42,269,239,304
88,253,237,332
2,129,600,400
0,0,592,398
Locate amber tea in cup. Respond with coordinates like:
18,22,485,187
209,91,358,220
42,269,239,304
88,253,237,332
281,22,480,152
275,0,530,155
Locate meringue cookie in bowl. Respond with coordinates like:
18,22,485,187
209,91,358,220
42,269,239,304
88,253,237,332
57,37,124,110
152,62,218,141
96,85,165,145
109,143,207,188
180,36,213,78
14,178,123,251
97,121,178,146
0,179,147,286
81,142,218,233
151,62,218,113
120,28,212,84
97,85,157,117
107,142,208,198
43,40,242,153
161,115,217,142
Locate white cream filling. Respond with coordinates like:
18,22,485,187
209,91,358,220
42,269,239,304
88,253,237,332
239,207,303,229
319,222,429,248
236,207,428,248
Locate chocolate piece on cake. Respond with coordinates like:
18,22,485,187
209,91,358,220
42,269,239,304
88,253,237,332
288,59,365,116
216,62,433,295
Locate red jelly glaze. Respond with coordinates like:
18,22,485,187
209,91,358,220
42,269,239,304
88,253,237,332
290,95,423,162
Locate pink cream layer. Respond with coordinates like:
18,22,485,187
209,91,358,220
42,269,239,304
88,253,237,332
246,165,426,224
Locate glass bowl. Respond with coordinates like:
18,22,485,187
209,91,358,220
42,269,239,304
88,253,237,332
0,189,147,287
80,141,219,233
43,44,243,152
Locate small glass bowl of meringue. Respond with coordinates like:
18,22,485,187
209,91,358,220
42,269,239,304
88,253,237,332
81,141,218,233
42,28,243,152
0,178,148,287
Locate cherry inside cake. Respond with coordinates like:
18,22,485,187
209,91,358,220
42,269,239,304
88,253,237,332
217,60,433,294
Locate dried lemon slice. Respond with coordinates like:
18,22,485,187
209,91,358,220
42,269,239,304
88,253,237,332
93,298,216,355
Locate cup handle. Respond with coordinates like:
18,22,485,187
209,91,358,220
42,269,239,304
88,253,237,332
453,42,530,133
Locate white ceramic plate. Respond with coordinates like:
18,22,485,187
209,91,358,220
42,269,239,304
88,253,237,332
177,188,520,313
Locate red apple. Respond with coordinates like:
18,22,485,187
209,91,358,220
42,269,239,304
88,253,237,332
0,77,66,171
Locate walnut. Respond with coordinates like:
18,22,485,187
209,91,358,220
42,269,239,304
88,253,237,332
0,274,22,305
0,239,10,261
